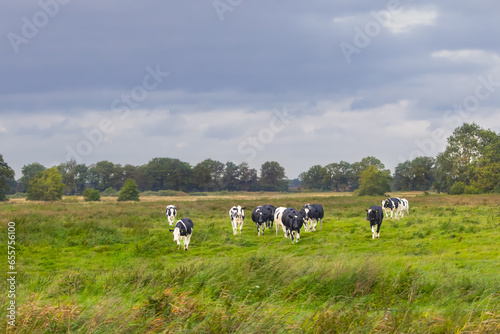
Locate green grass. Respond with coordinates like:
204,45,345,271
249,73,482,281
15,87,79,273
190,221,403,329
1,193,500,333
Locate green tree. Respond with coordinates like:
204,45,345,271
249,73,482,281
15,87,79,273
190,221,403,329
435,123,499,193
192,159,225,191
57,160,89,195
357,165,392,196
223,161,240,191
145,158,192,191
259,161,288,191
0,154,15,201
237,162,258,191
26,167,64,201
117,178,140,202
299,165,327,190
19,162,46,192
393,157,435,191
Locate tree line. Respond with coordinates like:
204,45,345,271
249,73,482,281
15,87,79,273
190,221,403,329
298,123,500,195
1,122,499,201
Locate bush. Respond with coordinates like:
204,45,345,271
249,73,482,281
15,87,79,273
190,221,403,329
464,185,481,195
83,188,101,201
117,179,140,202
449,182,466,195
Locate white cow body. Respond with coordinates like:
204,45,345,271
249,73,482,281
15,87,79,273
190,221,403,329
274,207,287,236
170,218,194,251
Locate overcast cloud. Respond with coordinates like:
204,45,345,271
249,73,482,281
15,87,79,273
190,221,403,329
1,0,500,179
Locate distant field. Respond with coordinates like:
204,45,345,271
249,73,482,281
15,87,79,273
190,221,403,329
1,192,499,333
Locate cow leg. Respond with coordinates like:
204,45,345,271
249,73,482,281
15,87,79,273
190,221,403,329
312,219,317,232
371,225,376,239
320,218,322,231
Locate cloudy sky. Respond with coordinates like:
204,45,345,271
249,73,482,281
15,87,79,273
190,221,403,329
2,0,500,179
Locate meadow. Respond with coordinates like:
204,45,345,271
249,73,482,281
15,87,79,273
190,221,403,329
1,192,499,333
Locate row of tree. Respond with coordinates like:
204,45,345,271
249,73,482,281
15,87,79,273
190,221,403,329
1,123,499,200
298,123,500,195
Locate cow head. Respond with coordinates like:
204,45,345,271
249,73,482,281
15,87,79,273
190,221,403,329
237,206,246,218
366,208,379,222
169,227,181,245
382,199,393,209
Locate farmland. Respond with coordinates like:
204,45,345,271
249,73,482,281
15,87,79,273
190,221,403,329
1,193,500,333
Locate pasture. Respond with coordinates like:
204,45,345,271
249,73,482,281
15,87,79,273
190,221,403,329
1,193,500,333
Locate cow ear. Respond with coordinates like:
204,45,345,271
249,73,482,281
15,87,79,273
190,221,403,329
376,210,378,212
242,207,246,210
365,209,368,212
169,229,174,232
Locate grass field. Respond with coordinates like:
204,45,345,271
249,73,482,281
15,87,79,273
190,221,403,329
1,193,500,333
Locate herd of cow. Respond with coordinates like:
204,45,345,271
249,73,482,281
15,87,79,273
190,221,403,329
165,197,410,250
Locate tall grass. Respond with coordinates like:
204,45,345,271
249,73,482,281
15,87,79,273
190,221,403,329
1,193,499,333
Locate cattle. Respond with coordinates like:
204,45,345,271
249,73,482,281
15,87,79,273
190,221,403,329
251,206,271,236
381,198,401,219
366,205,383,239
274,206,287,236
263,204,276,229
165,205,178,226
399,198,410,218
229,205,246,235
300,203,324,231
282,208,304,243
169,218,194,250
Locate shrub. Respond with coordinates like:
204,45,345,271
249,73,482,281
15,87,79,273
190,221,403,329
117,179,140,202
101,187,118,197
449,182,466,195
464,185,481,195
83,188,101,201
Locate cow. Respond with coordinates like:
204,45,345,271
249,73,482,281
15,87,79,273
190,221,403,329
300,203,324,231
366,205,383,239
229,205,246,235
263,204,276,229
169,218,194,250
381,198,401,219
399,198,410,218
282,208,304,243
165,205,177,225
274,206,287,236
251,206,271,236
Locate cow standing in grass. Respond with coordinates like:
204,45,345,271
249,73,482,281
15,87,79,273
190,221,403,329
169,218,194,250
165,205,177,225
382,198,401,219
251,206,270,236
229,205,246,235
300,203,324,231
366,205,383,239
282,208,305,243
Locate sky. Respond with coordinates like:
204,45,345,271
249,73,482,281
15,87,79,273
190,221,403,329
2,0,500,179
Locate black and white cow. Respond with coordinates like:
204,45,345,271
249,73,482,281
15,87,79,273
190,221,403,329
165,205,177,226
274,206,287,236
263,204,276,229
381,198,401,219
399,198,410,218
169,218,194,250
229,205,246,235
366,205,383,239
300,203,324,232
251,206,271,236
282,208,304,243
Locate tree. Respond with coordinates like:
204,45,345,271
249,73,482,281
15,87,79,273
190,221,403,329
26,167,64,201
117,178,140,201
393,157,435,191
0,154,15,201
145,158,192,191
237,162,258,191
357,165,392,196
299,165,327,190
19,162,46,192
57,160,89,195
192,159,225,191
259,161,288,191
434,123,499,193
223,161,240,191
